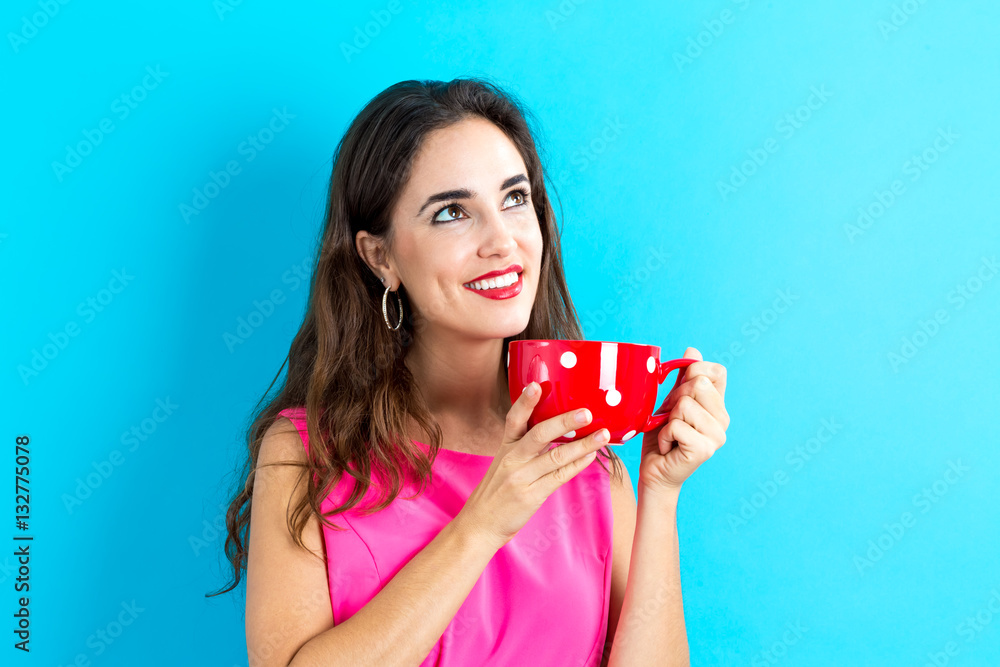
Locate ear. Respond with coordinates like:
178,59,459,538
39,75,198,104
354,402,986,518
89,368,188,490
355,231,396,288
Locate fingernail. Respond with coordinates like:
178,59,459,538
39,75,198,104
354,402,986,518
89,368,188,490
575,409,591,424
524,383,538,396
594,428,609,442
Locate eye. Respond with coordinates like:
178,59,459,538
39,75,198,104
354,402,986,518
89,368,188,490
430,188,531,225
504,187,531,209
432,204,467,224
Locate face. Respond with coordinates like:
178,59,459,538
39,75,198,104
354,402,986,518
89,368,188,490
357,116,544,342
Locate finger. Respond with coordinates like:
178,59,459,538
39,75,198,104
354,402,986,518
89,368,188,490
673,375,730,431
662,347,705,401
649,389,718,457
656,374,727,427
659,417,717,461
670,394,727,446
682,358,727,402
682,347,703,362
519,406,594,456
525,427,610,481
677,346,703,382
669,346,703,391
503,382,544,443
528,431,607,494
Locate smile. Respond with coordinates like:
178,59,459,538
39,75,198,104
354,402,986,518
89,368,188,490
463,270,520,290
462,271,523,300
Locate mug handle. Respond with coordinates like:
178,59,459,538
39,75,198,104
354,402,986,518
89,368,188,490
642,358,699,433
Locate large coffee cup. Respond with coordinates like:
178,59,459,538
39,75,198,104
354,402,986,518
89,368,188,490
506,339,697,445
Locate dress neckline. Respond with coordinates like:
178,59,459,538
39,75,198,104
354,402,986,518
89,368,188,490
412,439,563,461
413,439,496,461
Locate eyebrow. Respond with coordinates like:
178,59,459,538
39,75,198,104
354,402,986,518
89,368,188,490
415,174,529,217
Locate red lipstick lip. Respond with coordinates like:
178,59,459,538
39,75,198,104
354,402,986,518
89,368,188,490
466,264,523,284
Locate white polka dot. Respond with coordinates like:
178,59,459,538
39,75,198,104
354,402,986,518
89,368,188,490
560,351,577,368
622,429,636,441
605,388,621,406
647,356,656,373
564,430,576,439
506,350,510,367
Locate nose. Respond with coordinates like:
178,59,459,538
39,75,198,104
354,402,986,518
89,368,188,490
478,209,517,259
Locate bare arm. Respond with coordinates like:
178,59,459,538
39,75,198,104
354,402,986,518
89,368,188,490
606,485,688,666
245,418,501,667
606,350,728,665
292,517,499,666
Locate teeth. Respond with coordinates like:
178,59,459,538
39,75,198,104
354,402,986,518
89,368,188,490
464,271,519,291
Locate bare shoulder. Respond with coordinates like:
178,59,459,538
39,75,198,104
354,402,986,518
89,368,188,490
258,415,308,467
608,455,637,506
246,415,334,666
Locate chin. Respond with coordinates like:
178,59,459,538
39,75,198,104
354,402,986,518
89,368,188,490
478,314,532,341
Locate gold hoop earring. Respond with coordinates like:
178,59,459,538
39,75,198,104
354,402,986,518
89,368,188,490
382,284,403,331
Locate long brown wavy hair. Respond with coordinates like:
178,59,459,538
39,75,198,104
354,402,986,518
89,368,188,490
208,77,624,598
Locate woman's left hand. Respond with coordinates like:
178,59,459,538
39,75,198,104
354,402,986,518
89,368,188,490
639,347,729,495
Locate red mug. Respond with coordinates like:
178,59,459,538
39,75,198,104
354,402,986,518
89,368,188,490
507,339,698,445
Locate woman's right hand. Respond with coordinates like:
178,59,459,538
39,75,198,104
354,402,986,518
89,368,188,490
456,381,610,551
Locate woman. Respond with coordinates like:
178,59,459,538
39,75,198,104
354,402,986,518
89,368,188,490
211,77,730,666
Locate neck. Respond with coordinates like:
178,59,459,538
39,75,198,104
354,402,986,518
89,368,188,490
404,328,511,433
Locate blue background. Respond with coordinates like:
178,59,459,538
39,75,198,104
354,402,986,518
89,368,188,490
3,1,998,665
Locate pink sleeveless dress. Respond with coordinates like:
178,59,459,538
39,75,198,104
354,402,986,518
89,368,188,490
277,406,614,666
